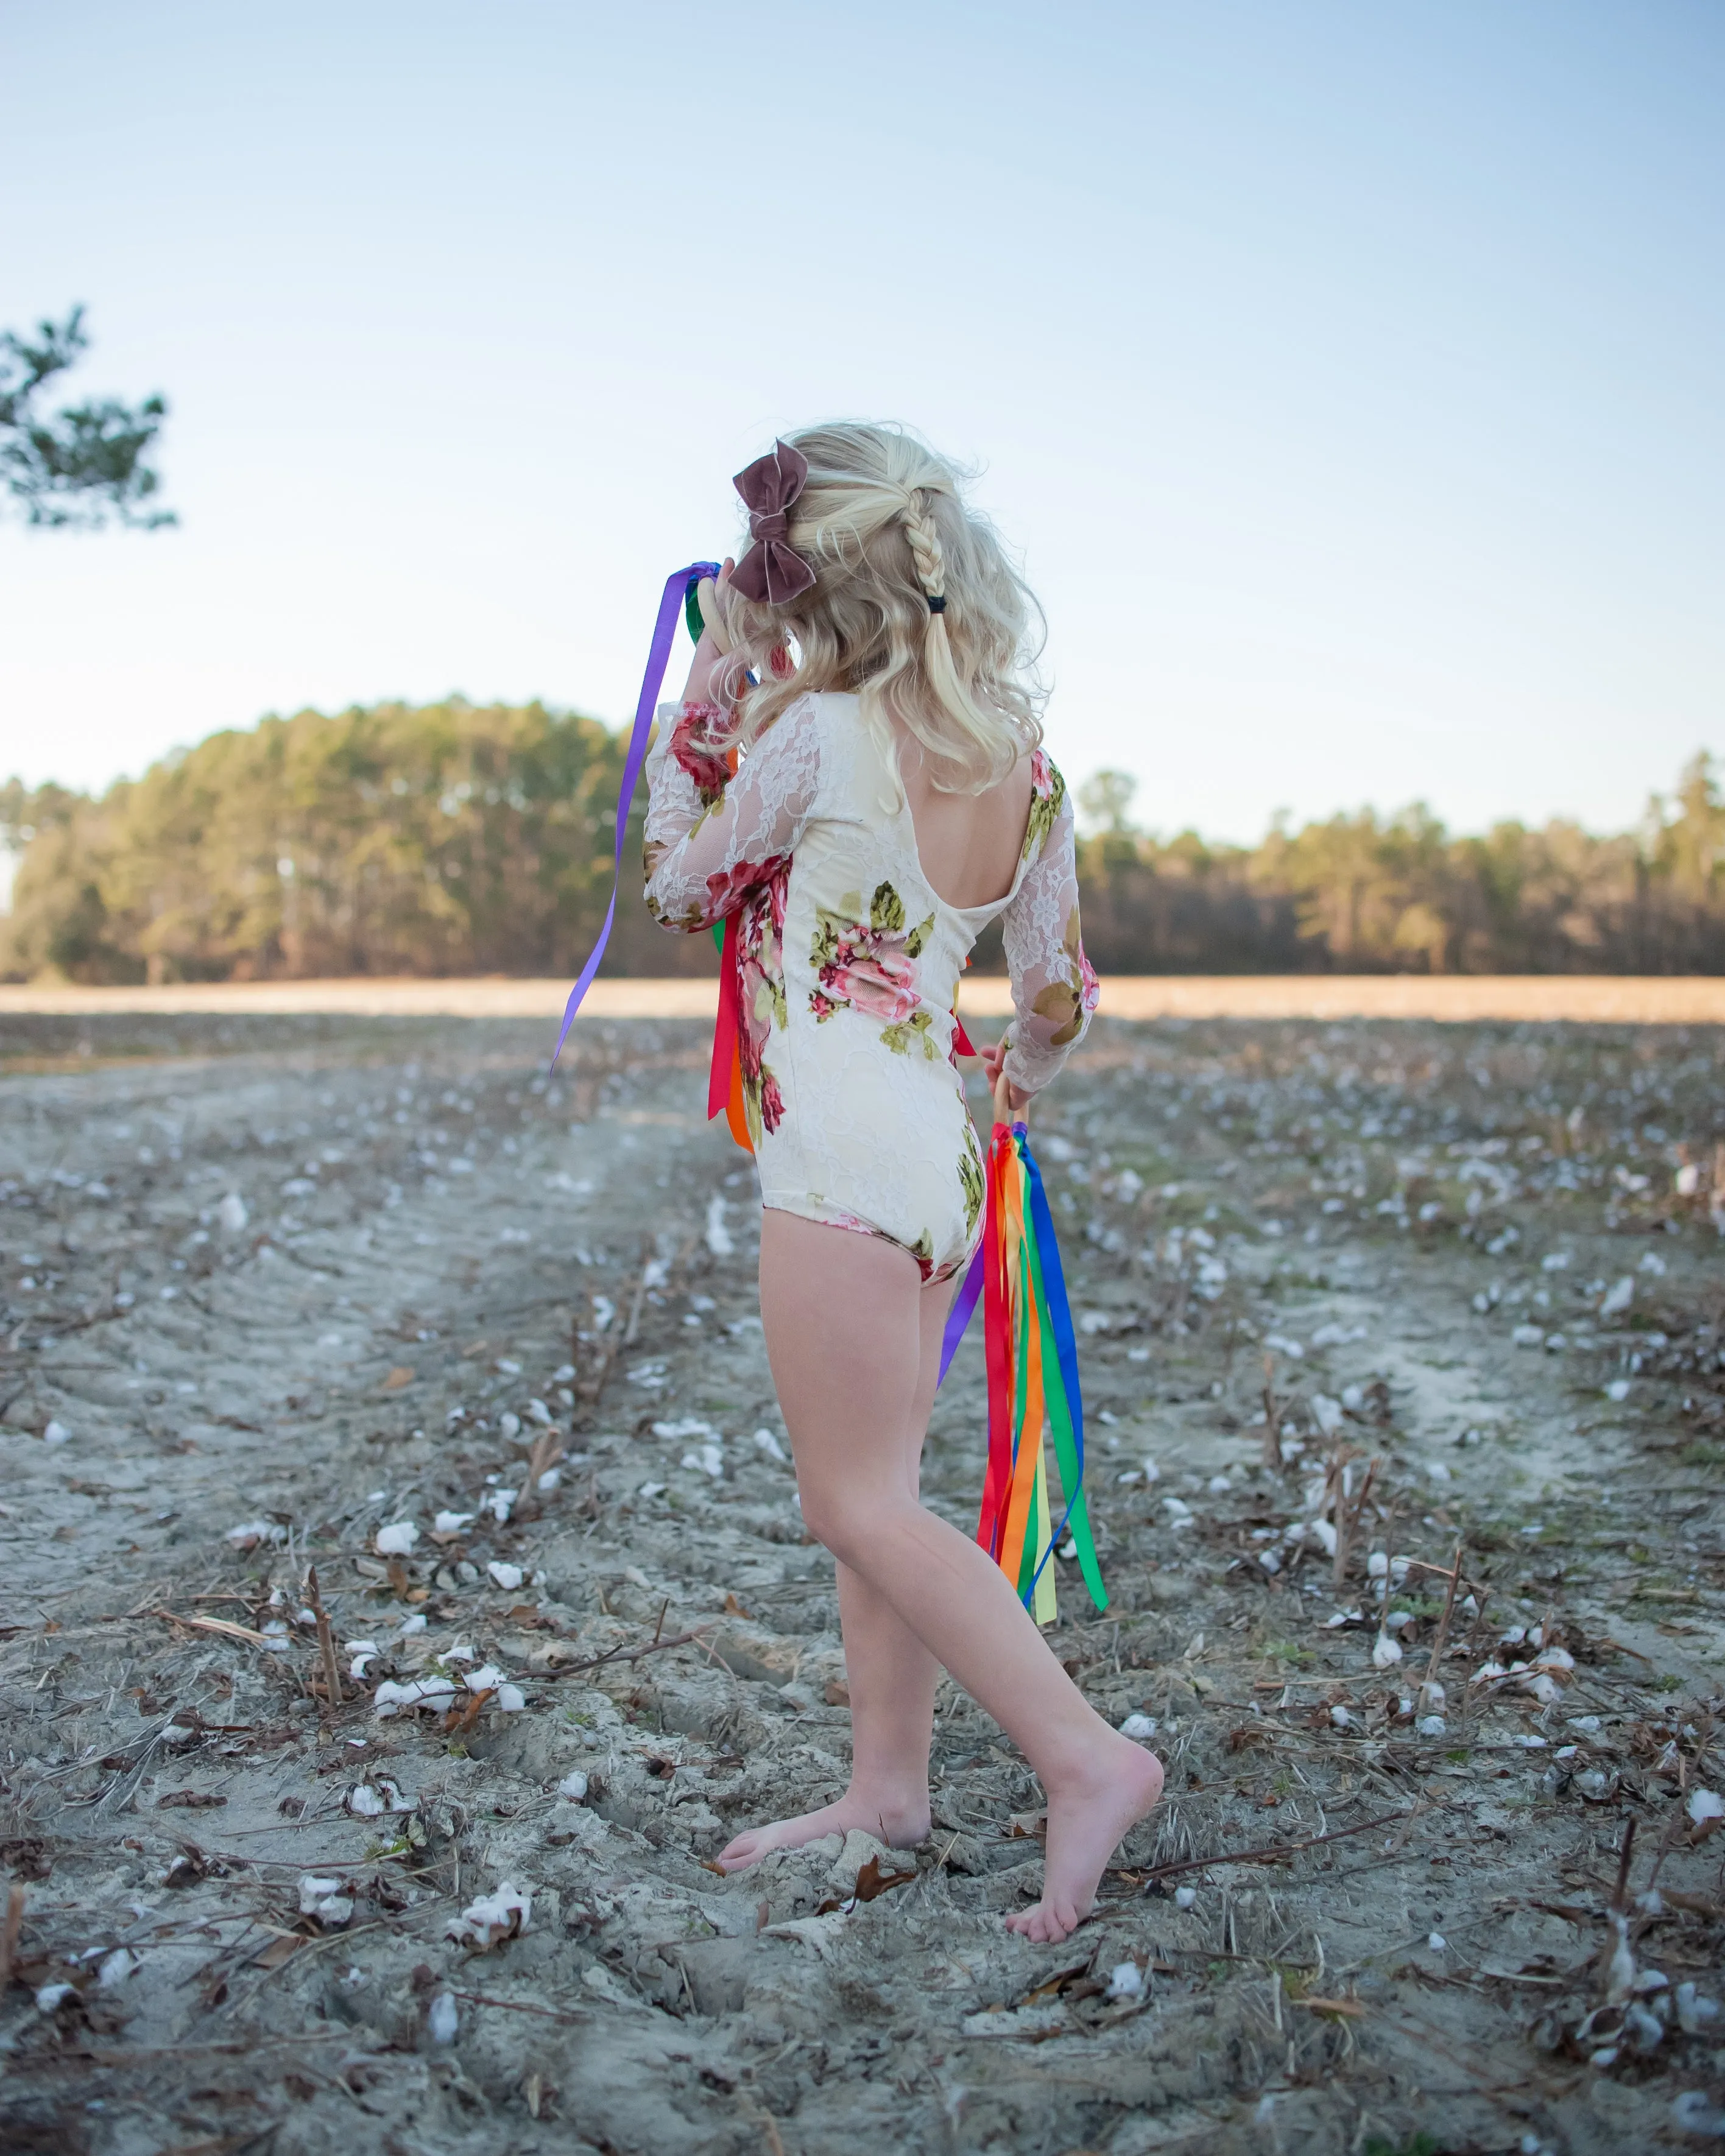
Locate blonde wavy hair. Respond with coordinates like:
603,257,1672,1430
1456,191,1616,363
712,421,1045,793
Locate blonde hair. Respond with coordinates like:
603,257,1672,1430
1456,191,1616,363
714,421,1045,793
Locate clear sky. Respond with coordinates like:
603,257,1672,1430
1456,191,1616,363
1,1,1721,842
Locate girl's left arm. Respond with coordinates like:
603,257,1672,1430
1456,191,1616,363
643,694,823,934
992,777,1099,1099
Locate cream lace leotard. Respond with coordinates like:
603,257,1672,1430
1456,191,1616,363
643,691,1099,1283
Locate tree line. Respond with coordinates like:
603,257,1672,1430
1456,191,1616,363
1,700,1721,982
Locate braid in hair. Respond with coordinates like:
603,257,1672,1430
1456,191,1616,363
902,488,984,767
901,490,948,610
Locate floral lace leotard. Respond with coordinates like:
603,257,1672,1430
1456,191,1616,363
643,691,1098,1283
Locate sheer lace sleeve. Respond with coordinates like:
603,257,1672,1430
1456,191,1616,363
998,758,1099,1096
642,695,822,933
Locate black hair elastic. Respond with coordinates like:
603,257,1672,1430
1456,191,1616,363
926,594,947,613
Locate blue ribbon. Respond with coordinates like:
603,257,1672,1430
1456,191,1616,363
1018,1129,1090,1593
551,560,721,1068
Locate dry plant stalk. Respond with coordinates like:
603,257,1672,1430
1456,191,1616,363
305,1565,344,1708
0,1883,24,1991
1420,1542,1464,1710
513,1428,567,1521
1260,1353,1282,1473
1325,1449,1377,1592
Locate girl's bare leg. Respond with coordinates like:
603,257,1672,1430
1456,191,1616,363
729,1210,1162,1943
717,1259,948,1868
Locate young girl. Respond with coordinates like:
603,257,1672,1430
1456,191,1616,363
641,423,1162,1943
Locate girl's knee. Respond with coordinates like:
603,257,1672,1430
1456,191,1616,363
798,1485,905,1569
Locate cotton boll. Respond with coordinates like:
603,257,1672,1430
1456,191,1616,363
445,1883,531,1950
35,1981,77,2012
753,1427,788,1462
1120,1713,1158,1741
1676,1982,1721,2034
1371,1632,1403,1669
97,1949,137,1989
1174,1886,1198,1910
225,1520,287,1549
487,1561,524,1591
434,1510,475,1532
498,1411,521,1440
374,1521,418,1556
496,1684,526,1711
217,1192,249,1233
465,1663,507,1693
705,1194,735,1255
557,1770,590,1801
43,1419,71,1445
1687,1789,1724,1825
298,1876,353,1926
482,1490,513,1524
1330,1705,1355,1728
1105,1962,1145,2001
526,1397,552,1425
426,1992,459,2045
1417,1714,1447,1738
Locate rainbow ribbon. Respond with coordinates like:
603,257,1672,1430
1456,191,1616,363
941,1111,1106,1625
551,559,721,1068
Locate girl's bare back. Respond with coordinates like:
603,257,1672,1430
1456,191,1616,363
893,725,1036,913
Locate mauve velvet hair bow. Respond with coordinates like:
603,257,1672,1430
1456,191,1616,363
730,439,816,604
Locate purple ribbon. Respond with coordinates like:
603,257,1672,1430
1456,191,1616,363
936,1239,986,1387
551,560,721,1068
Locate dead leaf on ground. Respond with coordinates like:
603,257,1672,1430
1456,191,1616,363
157,1790,227,1809
381,1367,415,1390
824,1679,852,1707
851,1855,917,1903
442,1689,493,1736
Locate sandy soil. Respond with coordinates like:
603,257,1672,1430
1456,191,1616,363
5,973,1725,1025
2,1009,1723,2155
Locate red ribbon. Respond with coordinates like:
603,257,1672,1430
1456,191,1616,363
975,1119,1016,1562
706,914,753,1152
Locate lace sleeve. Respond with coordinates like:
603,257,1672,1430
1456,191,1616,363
999,766,1099,1096
642,695,822,933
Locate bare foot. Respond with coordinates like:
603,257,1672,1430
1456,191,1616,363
1004,1736,1163,1944
716,1787,931,1873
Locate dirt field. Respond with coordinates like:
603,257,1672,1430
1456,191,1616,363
5,974,1725,1026
2,1007,1724,2155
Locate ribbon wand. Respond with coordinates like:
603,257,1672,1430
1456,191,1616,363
551,559,720,1068
943,1060,1106,1624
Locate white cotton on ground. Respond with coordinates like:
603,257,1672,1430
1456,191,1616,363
446,1882,531,1950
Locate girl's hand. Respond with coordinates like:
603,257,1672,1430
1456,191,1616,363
680,557,736,708
979,1035,1029,1113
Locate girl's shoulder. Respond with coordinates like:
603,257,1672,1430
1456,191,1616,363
1019,747,1068,862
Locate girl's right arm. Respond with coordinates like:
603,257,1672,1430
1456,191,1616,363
642,694,823,934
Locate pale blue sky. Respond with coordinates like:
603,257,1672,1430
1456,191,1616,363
1,1,1721,840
